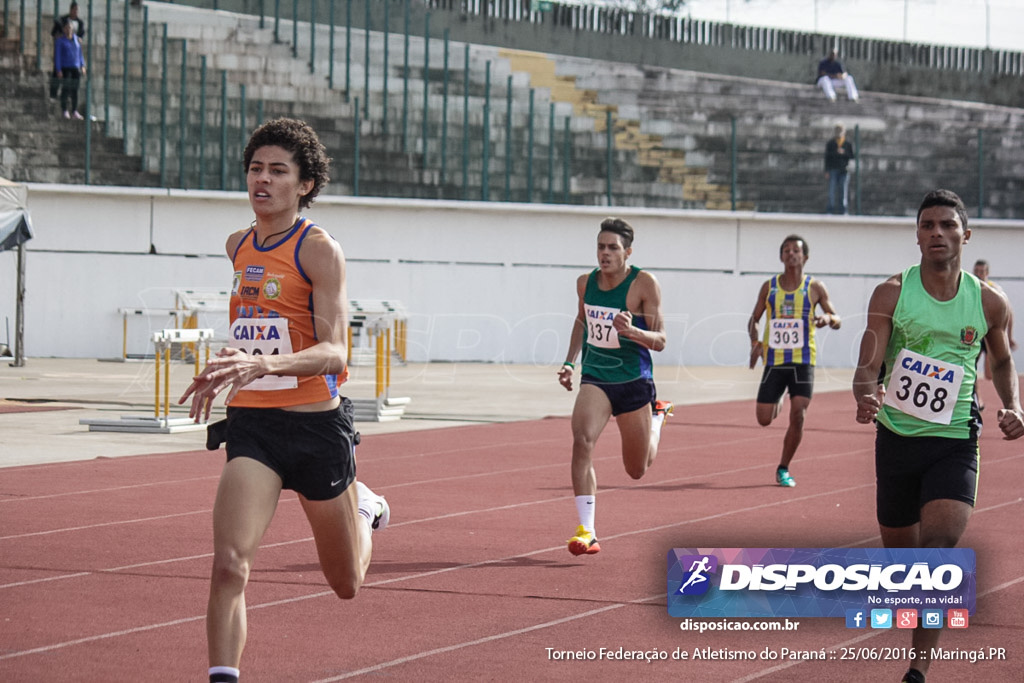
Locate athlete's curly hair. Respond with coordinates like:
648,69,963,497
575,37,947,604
243,118,331,209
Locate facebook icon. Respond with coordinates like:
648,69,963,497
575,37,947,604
845,609,866,629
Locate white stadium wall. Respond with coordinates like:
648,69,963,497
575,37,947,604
2,184,1021,369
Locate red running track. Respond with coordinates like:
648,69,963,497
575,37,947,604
1,385,1022,682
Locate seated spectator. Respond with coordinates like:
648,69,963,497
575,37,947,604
817,49,859,102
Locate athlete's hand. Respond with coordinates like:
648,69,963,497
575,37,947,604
178,347,265,422
612,310,634,339
814,313,841,329
997,407,1024,440
856,384,885,424
557,364,575,391
748,341,763,369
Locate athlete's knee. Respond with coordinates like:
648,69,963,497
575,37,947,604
326,569,364,600
755,406,774,426
919,532,961,550
210,547,252,594
624,460,648,480
789,408,806,428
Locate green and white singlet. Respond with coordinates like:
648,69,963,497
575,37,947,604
877,265,987,439
581,266,653,384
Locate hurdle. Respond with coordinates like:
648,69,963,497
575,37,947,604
348,301,411,422
80,328,216,433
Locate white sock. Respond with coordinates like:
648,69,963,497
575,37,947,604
355,481,378,532
575,495,596,534
651,412,666,434
209,666,240,683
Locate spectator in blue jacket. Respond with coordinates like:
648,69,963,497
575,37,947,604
54,21,86,120
50,2,87,99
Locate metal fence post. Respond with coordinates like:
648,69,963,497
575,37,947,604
382,0,389,137
220,69,228,190
461,43,469,200
505,74,512,201
402,0,410,153
122,0,130,152
328,0,335,88
481,61,490,201
527,89,534,203
199,56,207,190
547,101,554,204
440,28,449,185
854,124,861,215
179,40,187,188
159,24,168,188
730,116,737,211
103,0,111,135
309,0,316,73
140,6,148,172
977,128,984,218
353,96,361,197
421,12,430,168
605,108,612,206
562,115,570,204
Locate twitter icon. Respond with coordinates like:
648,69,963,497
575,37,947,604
871,609,893,629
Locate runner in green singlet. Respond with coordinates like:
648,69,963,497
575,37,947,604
557,218,672,557
853,189,1024,683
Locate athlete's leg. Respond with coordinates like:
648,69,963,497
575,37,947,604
570,384,613,496
779,395,810,469
301,481,372,599
883,499,972,679
207,458,283,668
755,401,781,426
755,367,784,426
616,403,656,478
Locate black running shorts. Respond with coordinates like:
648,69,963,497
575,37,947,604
874,423,979,528
224,398,358,501
580,375,657,416
756,363,814,404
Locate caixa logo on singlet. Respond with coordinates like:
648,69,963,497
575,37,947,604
899,356,956,383
233,324,282,341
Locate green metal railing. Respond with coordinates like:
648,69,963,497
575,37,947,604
1,0,1020,218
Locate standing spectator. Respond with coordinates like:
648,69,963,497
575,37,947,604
824,123,854,215
52,1,87,39
816,48,859,102
50,2,87,99
54,21,86,120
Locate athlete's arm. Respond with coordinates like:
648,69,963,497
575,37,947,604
615,271,666,352
981,284,1024,439
812,279,842,329
852,276,900,423
747,280,769,369
558,274,588,391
